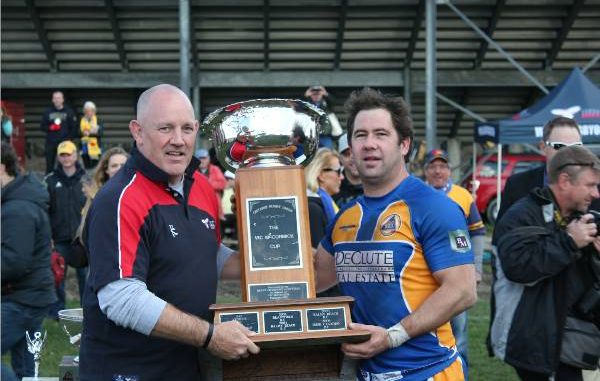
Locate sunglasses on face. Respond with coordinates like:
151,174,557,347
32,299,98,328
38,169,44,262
545,141,583,150
322,167,344,176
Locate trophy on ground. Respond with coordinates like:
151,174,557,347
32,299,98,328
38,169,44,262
25,330,47,380
203,99,369,380
58,308,83,381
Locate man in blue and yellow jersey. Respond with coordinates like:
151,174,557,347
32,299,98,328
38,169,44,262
314,87,477,381
424,148,486,367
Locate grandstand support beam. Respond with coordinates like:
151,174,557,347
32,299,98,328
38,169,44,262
403,67,412,105
25,0,56,71
263,0,270,71
3,70,599,89
436,91,486,123
333,0,349,70
105,0,129,71
583,53,600,73
179,0,191,96
405,0,425,69
442,0,550,94
474,0,506,69
545,0,584,69
449,91,468,138
190,6,200,72
425,0,437,150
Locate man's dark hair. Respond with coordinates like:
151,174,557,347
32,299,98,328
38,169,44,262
548,145,600,184
542,116,581,142
1,142,18,177
344,87,414,161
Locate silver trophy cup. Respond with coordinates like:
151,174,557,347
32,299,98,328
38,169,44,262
202,99,325,172
58,308,83,363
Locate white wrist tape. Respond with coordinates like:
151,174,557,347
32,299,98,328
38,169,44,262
387,322,410,348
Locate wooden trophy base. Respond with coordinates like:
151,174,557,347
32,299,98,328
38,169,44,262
222,345,344,381
210,296,369,380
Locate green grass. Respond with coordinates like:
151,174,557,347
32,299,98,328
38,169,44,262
3,291,519,380
468,299,519,380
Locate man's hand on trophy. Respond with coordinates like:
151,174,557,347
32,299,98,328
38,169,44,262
341,323,389,360
207,320,260,360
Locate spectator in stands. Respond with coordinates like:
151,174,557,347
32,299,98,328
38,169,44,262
423,148,486,365
1,105,13,144
490,145,600,381
40,91,77,173
333,132,363,208
304,85,342,148
79,101,103,170
45,140,87,315
71,147,129,268
1,142,56,380
196,148,227,220
305,147,344,297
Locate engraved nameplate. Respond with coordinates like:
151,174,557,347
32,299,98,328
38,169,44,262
247,197,302,270
219,312,260,333
263,310,303,334
248,282,308,302
306,307,347,331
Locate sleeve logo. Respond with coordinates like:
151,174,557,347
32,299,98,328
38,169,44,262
449,229,471,252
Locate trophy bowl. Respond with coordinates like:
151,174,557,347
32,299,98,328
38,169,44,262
58,308,83,363
202,99,326,173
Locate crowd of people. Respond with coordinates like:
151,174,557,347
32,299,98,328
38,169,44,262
1,85,598,381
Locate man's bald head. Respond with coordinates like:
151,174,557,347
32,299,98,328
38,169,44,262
136,84,194,123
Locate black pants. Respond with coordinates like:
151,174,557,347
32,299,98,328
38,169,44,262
515,362,583,381
45,141,58,173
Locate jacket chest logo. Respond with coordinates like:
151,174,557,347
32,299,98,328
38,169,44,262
202,217,216,230
168,224,179,237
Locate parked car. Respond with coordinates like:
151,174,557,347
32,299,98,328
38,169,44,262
462,153,545,224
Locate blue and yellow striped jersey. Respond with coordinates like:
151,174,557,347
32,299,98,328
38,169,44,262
321,176,473,381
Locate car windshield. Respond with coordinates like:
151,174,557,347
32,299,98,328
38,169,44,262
479,161,508,177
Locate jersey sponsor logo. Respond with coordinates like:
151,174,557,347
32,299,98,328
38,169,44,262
202,217,216,230
335,250,395,283
380,214,401,236
449,229,471,252
168,224,179,237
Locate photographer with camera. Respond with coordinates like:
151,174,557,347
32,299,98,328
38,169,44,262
490,145,600,381
303,85,343,149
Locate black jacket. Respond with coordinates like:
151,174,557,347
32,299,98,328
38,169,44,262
333,176,363,209
1,173,57,307
40,105,77,144
496,165,545,224
45,164,87,243
490,187,596,374
308,196,327,248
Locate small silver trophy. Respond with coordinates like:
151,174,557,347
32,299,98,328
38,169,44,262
25,330,47,379
58,308,83,363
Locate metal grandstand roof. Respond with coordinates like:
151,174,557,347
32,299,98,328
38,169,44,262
2,0,600,145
